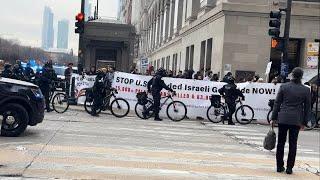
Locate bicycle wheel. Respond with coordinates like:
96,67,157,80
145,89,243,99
52,93,69,114
166,101,187,122
206,105,224,123
305,112,317,130
235,105,254,125
267,110,272,124
110,98,130,118
135,99,154,119
84,98,102,115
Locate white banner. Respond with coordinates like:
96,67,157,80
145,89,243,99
73,72,281,121
112,72,281,120
73,74,96,104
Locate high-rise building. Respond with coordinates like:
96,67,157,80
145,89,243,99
41,6,54,50
57,19,69,49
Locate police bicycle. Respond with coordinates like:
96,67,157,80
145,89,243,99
84,87,130,118
49,81,69,114
135,91,187,122
207,95,254,124
266,98,318,130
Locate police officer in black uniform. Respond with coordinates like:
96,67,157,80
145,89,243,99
147,68,174,121
39,62,57,112
24,63,35,82
1,64,13,78
12,64,25,80
91,70,106,116
218,76,245,125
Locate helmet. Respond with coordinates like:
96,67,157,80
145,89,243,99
4,63,11,69
156,68,166,77
226,76,235,84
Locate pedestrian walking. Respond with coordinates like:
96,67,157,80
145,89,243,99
271,67,311,175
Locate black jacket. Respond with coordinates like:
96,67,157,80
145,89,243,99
147,75,173,94
1,69,13,78
219,83,244,103
271,81,311,126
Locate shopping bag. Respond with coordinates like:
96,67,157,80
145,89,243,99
263,124,276,150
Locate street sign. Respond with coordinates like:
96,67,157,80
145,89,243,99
306,42,319,68
140,58,149,68
307,56,318,68
307,42,319,56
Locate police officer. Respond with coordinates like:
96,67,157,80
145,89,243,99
64,63,73,95
91,70,106,116
24,63,35,82
1,63,13,78
12,64,25,80
218,76,245,125
147,68,174,121
39,62,57,112
222,72,232,83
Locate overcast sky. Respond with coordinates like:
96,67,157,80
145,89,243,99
0,0,119,52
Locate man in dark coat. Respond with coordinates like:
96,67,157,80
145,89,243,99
219,76,245,125
147,68,174,121
271,67,311,174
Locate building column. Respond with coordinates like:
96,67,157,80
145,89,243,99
173,0,183,36
168,0,175,40
148,27,151,52
159,10,164,45
155,16,159,48
162,3,170,43
152,20,156,50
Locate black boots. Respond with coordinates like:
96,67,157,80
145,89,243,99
276,167,292,174
277,167,285,173
286,168,293,174
154,115,162,121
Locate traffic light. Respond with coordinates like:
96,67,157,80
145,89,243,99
75,13,84,34
271,37,284,51
268,11,282,37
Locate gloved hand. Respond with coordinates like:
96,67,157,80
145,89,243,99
172,91,176,96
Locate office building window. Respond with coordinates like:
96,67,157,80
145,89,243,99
206,38,213,71
166,56,171,70
185,47,190,70
200,40,206,71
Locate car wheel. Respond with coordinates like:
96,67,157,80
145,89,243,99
1,103,29,137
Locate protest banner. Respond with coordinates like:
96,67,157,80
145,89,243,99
73,74,96,104
73,72,281,120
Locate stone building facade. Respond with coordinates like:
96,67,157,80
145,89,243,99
130,0,320,80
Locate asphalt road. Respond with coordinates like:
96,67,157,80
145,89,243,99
0,110,319,179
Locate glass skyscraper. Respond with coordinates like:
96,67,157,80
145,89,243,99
57,20,69,49
41,6,54,50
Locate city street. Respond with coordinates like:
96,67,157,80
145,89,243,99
0,110,319,179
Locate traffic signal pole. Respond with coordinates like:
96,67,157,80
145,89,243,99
282,0,292,77
78,0,85,74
